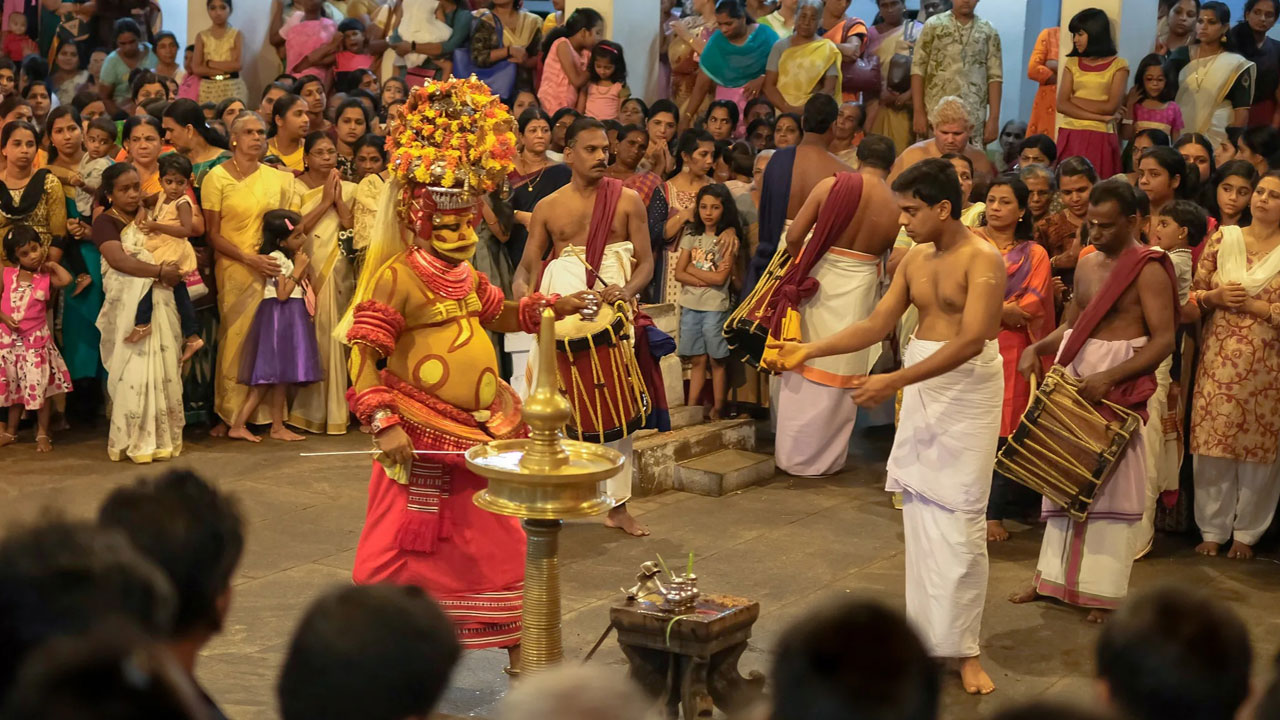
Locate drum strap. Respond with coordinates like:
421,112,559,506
765,172,864,337
743,146,797,300
1057,245,1178,421
584,176,624,289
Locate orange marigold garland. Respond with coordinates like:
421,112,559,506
386,76,518,194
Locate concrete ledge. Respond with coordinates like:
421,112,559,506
676,449,776,497
632,418,756,496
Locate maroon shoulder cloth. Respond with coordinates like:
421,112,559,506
1057,245,1178,420
584,176,624,289
766,171,864,335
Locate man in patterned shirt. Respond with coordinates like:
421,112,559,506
910,0,1002,146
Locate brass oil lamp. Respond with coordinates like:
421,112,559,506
468,308,623,673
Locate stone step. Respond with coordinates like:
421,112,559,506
632,418,756,496
675,449,776,497
668,404,705,430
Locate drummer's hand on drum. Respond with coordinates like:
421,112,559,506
600,284,629,305
1017,346,1041,380
553,290,597,317
1077,371,1117,403
375,425,414,467
763,339,810,372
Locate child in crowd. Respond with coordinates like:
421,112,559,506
0,226,74,452
131,154,204,363
675,183,740,421
229,209,321,443
579,39,627,121
177,44,199,100
380,76,406,109
1124,54,1183,140
1151,199,1204,309
333,18,376,76
538,8,604,114
2,13,36,63
58,117,118,297
1057,8,1129,179
195,0,248,104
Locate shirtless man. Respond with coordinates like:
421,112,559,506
767,158,1005,694
888,95,995,183
1010,179,1176,623
744,94,851,295
513,117,655,536
772,167,901,476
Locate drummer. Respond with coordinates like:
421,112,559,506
513,117,656,538
1010,180,1177,623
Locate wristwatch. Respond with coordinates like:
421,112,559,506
370,409,400,434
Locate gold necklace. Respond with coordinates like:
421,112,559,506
230,156,256,180
1190,46,1223,91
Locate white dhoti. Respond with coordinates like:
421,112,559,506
1035,334,1147,609
529,242,637,504
1193,455,1280,546
886,338,1002,658
1134,355,1180,558
776,248,882,476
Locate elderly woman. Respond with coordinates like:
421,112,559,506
286,131,355,436
201,111,299,435
1189,170,1280,561
762,0,841,115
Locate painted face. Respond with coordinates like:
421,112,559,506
1217,174,1254,220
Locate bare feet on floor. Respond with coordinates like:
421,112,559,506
125,324,152,344
181,336,205,363
35,435,52,453
986,520,1010,542
1008,586,1039,604
227,426,261,443
1227,540,1254,560
1086,609,1109,624
270,425,306,442
504,645,522,679
958,656,995,695
209,423,228,437
604,505,650,536
1195,541,1221,557
0,431,15,448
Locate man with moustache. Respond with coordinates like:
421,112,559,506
514,117,655,537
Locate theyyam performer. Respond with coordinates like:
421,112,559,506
767,159,1005,695
338,77,593,673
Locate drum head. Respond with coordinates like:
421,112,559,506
555,304,618,339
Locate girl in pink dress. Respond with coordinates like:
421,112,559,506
538,8,604,114
0,226,74,452
271,0,337,89
1123,53,1185,140
580,40,628,120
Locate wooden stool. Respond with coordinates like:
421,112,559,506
610,594,765,720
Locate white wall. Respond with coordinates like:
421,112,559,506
163,0,279,105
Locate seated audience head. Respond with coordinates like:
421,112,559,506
1017,133,1057,168
277,585,460,720
984,174,1035,240
646,99,680,147
162,98,229,151
1124,128,1170,174
271,93,309,139
293,74,327,116
498,665,657,720
1097,585,1251,720
747,117,774,151
928,96,973,155
997,119,1027,157
3,627,209,720
834,101,865,142
704,99,740,142
352,133,388,180
1237,125,1280,174
1138,145,1194,205
550,107,581,151
1175,132,1217,183
668,127,715,180
801,94,839,138
940,152,976,204
0,520,175,699
857,134,896,179
380,76,407,109
97,471,244,647
1056,156,1099,218
743,97,774,125
511,90,539,121
774,112,803,148
1209,158,1259,224
754,148,775,186
518,108,552,155
618,96,646,126
613,124,649,169
771,598,938,720
725,139,755,181
1019,163,1055,218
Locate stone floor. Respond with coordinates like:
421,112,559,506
4,425,1280,720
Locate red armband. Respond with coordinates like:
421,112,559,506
347,385,398,425
476,273,505,325
346,300,406,357
518,292,562,334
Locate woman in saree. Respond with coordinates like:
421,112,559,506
761,0,842,115
865,0,922,154
471,0,543,91
332,98,370,182
162,99,231,425
270,0,337,89
500,109,570,271
286,131,354,435
1170,3,1255,158
0,120,66,264
667,0,716,116
94,162,188,463
124,115,164,199
683,0,777,126
267,93,310,173
351,132,388,263
203,111,299,435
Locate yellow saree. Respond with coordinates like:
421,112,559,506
203,164,299,426
287,180,356,435
776,38,843,108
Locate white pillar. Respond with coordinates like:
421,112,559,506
567,0,661,104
